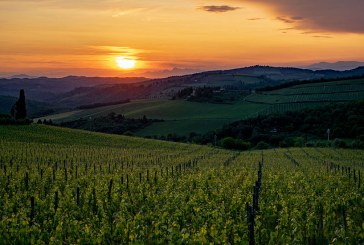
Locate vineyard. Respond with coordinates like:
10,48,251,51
0,125,363,243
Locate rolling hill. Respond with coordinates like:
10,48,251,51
50,66,364,106
0,76,148,103
37,77,364,137
0,95,57,118
3,66,364,109
305,61,364,71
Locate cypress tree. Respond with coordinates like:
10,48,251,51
11,89,27,120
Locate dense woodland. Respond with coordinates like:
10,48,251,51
153,101,364,149
217,101,364,148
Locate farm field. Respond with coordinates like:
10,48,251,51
0,125,363,243
37,78,364,137
36,100,269,136
248,78,364,104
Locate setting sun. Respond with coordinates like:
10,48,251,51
115,57,136,69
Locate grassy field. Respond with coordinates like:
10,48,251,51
0,125,363,243
37,78,364,136
37,100,269,136
248,78,364,104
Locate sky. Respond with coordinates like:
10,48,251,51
1,0,364,78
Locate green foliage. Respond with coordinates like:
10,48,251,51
0,125,363,243
333,138,347,148
255,141,270,149
0,114,31,125
10,89,27,120
60,113,162,135
215,101,364,149
221,137,235,149
221,137,251,150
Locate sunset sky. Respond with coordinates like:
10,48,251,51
1,0,364,78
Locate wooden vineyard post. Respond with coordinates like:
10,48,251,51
25,172,29,191
108,179,113,201
30,196,35,226
246,202,255,245
54,191,59,212
76,187,80,207
359,170,361,188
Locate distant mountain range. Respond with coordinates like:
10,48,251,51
2,65,364,114
305,61,364,71
0,76,148,101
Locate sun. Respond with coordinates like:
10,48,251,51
115,56,136,69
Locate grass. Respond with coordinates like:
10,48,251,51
37,78,364,136
37,100,269,136
249,78,364,104
0,124,189,150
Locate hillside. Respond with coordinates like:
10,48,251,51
306,61,364,71
51,66,364,105
3,66,364,109
0,125,363,243
0,76,148,103
38,77,364,137
0,95,57,118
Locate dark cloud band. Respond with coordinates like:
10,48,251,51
199,5,241,13
239,0,364,33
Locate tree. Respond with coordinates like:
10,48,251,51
11,89,27,120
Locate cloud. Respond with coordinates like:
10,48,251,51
248,17,263,21
237,0,364,33
199,5,241,13
311,35,332,39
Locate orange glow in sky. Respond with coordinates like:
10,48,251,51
1,0,364,78
115,57,137,70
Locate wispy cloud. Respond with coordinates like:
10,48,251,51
277,16,303,24
111,8,147,17
199,5,241,13
89,46,144,57
248,17,263,21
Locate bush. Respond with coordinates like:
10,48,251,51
279,137,295,147
351,140,364,149
269,135,284,146
221,137,237,149
333,138,347,148
123,131,134,136
315,141,330,148
234,139,251,150
293,137,305,147
221,137,251,150
256,141,270,149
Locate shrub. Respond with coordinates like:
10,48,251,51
221,137,251,150
234,139,251,150
221,137,236,150
351,140,364,149
333,138,347,148
256,141,270,149
315,141,330,148
293,137,305,147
